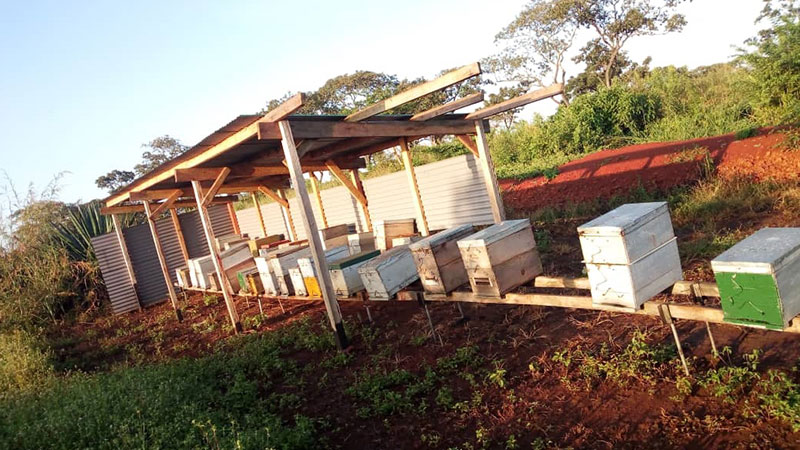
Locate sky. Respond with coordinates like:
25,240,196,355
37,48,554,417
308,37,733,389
0,0,766,205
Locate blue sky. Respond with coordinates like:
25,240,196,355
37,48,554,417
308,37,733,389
0,0,765,205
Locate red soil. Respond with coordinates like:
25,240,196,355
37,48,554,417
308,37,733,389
500,129,800,212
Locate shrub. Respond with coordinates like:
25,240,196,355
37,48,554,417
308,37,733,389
0,330,52,395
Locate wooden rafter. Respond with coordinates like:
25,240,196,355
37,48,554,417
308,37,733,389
258,119,486,140
465,83,563,120
260,93,306,123
100,197,236,215
257,185,289,208
202,167,231,207
130,189,186,201
410,92,484,121
345,62,481,122
147,189,182,219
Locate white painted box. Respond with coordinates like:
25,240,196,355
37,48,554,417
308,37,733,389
329,250,381,297
586,238,682,310
297,246,351,297
410,224,475,294
254,256,279,296
458,219,543,297
190,256,216,290
269,245,311,295
358,245,419,301
347,232,375,254
288,267,308,296
577,202,675,265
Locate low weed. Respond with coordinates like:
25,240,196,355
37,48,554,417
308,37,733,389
735,126,759,140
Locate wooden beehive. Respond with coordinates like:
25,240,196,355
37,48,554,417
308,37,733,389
297,246,351,297
288,267,308,296
319,224,354,250
712,228,800,330
347,232,375,254
458,220,542,297
329,250,381,297
578,202,682,310
248,234,284,256
207,271,221,291
410,225,475,294
176,267,191,288
268,245,311,295
358,245,419,300
374,219,416,251
190,256,216,289
246,271,264,295
254,256,279,296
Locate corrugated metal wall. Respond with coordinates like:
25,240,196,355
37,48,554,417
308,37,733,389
92,204,233,312
91,232,140,314
235,154,494,234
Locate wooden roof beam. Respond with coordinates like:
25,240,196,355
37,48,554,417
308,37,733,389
260,93,306,123
147,189,182,219
410,92,484,121
258,119,488,140
344,62,481,122
465,83,563,120
129,189,187,201
100,197,238,215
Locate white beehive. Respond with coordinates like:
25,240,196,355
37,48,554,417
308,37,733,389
358,245,419,300
268,245,311,295
329,250,381,297
458,220,542,297
288,267,308,296
297,246,351,297
254,256,279,296
410,224,475,294
190,256,216,289
578,202,683,310
347,232,375,254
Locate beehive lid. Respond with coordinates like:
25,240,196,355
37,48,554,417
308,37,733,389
410,224,474,251
577,202,668,237
457,219,531,248
329,250,381,269
359,245,410,271
375,218,415,226
712,228,800,274
267,244,307,259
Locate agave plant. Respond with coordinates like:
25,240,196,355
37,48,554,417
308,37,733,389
53,201,139,262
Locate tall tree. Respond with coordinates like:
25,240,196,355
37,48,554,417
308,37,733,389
94,170,135,194
133,135,189,175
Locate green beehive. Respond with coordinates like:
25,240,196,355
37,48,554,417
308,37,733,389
711,228,800,330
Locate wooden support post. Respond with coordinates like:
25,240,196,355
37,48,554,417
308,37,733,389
250,191,268,238
350,168,372,232
227,203,241,236
278,120,349,349
474,120,506,223
142,201,182,321
658,304,690,376
111,214,141,309
169,208,190,266
310,173,329,228
399,138,430,236
277,189,297,241
191,181,243,334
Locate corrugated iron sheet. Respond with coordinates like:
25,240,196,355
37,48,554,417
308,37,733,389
91,232,140,314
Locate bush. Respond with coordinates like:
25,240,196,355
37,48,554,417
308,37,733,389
0,330,52,395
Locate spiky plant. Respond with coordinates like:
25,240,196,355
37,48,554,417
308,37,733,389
53,201,138,262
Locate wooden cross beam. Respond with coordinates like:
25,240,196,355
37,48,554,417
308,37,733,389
130,189,187,201
202,167,231,207
410,92,484,121
465,83,563,120
257,185,289,208
147,189,182,219
456,135,480,157
258,119,486,140
100,197,237,215
345,62,482,122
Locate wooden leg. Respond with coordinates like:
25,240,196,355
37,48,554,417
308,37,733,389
191,181,242,334
279,120,349,349
399,138,430,236
474,120,506,223
142,202,182,321
111,214,141,309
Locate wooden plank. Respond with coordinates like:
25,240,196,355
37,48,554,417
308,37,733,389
142,201,182,321
169,208,190,266
202,167,231,207
227,202,241,235
474,120,505,223
175,166,286,182
258,119,487,140
456,135,479,157
251,191,268,237
410,92,484,121
345,63,481,122
277,189,297,241
399,138,429,236
326,161,367,205
466,83,563,120
257,185,289,208
671,280,720,298
310,173,328,228
278,119,349,348
111,214,141,308
350,169,372,232
129,189,186,201
260,93,306,123
534,276,592,290
191,181,242,333
100,197,237,215
148,189,182,219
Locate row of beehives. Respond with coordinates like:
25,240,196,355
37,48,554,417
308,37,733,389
176,202,800,331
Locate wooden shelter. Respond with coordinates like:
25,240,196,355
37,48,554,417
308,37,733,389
102,62,564,348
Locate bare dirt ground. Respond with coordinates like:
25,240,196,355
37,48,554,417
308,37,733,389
51,129,800,449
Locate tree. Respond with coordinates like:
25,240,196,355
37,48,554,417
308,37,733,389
489,0,578,101
94,170,135,194
484,84,530,128
572,0,687,88
133,135,189,175
567,40,651,95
